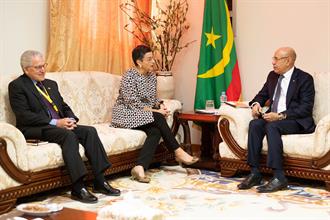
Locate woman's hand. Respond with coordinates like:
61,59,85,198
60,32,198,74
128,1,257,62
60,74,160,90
143,104,170,117
157,108,170,117
159,103,166,110
159,103,170,117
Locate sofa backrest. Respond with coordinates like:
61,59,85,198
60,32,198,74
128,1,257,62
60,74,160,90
0,71,122,126
0,74,17,125
312,72,330,123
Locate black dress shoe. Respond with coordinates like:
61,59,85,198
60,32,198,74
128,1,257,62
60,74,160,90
93,181,121,196
256,177,288,193
71,187,98,203
237,173,263,190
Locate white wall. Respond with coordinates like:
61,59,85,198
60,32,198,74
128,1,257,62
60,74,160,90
0,0,48,75
173,0,330,144
235,0,330,100
172,0,204,144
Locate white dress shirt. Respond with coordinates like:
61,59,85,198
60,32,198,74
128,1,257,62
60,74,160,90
273,67,294,113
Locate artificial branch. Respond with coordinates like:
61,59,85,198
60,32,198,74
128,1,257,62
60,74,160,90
120,0,195,71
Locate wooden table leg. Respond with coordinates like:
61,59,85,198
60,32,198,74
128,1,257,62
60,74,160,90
212,123,221,171
179,120,193,155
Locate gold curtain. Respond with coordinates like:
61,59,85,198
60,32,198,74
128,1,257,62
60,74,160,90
46,0,151,75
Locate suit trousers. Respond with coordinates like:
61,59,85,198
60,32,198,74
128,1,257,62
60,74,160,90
41,125,111,183
247,119,303,170
134,112,180,169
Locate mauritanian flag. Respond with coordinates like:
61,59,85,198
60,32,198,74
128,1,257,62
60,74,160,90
194,0,241,109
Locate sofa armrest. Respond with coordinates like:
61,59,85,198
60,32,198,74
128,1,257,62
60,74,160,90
0,122,29,170
0,122,32,184
217,104,253,148
163,99,182,112
313,114,330,157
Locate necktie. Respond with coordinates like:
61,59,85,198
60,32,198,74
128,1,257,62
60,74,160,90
36,82,45,92
271,75,284,113
36,82,60,119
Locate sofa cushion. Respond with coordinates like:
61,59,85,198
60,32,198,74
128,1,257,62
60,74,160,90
263,133,315,158
26,124,146,172
220,133,315,160
92,123,146,155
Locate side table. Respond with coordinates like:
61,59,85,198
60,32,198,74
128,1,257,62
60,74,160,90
176,111,221,171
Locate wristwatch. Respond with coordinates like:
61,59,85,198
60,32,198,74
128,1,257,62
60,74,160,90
278,112,287,120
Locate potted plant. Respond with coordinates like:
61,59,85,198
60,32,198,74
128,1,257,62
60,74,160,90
120,0,194,74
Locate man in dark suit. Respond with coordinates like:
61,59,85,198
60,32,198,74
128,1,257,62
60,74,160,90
237,47,315,193
8,50,120,203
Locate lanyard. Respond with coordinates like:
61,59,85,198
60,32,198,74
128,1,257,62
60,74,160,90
34,84,59,112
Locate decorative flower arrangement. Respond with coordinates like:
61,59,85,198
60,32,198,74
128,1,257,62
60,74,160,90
120,0,194,72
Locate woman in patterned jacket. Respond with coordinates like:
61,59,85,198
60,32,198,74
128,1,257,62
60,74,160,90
112,45,198,183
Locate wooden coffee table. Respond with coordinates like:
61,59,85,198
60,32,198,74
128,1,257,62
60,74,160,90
7,207,97,220
176,111,221,171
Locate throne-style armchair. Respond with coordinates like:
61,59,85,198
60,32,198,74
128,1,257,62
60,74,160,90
217,72,330,190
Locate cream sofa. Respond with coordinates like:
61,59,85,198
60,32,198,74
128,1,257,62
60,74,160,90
217,72,330,190
0,71,182,214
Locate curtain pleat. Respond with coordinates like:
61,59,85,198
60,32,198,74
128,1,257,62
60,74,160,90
46,0,151,75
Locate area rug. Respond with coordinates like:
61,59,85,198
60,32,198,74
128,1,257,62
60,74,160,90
3,166,330,219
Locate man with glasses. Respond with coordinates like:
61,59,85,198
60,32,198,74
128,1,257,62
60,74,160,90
8,50,120,203
237,47,315,193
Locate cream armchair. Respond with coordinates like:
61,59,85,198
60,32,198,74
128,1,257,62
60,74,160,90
217,72,330,190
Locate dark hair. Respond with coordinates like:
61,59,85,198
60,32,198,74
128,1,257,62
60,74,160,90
132,45,152,66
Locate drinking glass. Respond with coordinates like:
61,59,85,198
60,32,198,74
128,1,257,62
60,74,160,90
205,100,215,110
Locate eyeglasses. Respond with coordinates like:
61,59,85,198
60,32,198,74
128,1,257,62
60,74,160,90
30,63,48,70
272,57,288,62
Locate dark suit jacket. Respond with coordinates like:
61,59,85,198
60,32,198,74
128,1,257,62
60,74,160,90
249,67,315,133
8,74,79,139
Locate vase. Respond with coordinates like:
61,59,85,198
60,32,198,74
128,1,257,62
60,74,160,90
156,71,175,99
